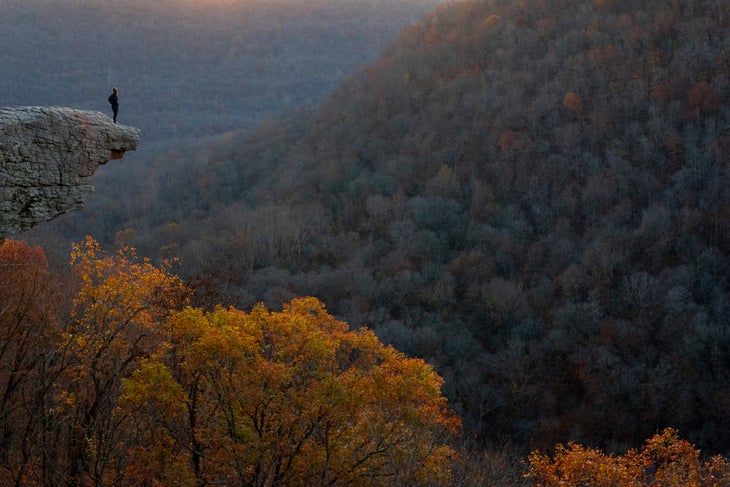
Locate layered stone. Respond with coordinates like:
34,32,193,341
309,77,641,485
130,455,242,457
0,106,140,237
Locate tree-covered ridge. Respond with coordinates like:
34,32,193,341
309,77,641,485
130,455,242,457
27,0,730,453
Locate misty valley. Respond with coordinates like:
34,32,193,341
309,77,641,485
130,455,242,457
3,0,730,484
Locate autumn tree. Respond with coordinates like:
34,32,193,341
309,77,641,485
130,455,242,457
526,428,730,486
0,240,62,485
119,297,460,486
58,236,189,485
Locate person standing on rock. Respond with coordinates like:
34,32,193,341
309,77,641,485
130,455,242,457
108,87,119,123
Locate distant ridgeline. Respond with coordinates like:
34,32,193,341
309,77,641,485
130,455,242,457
0,0,439,144
0,107,139,237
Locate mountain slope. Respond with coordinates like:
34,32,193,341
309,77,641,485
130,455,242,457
29,0,730,451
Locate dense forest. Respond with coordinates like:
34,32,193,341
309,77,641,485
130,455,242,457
4,238,729,485
17,0,730,473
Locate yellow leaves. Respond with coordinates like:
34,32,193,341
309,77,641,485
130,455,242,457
52,238,194,484
70,236,188,332
70,235,101,265
121,297,459,485
120,359,185,411
166,306,208,341
484,14,501,26
0,238,462,485
49,239,461,484
526,428,730,486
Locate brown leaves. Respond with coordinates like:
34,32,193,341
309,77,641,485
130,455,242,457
687,81,720,116
0,240,61,483
562,91,583,116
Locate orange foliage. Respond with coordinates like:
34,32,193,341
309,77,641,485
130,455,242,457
424,29,442,45
2,240,457,485
61,237,189,484
0,239,51,318
526,428,730,486
0,240,60,483
69,235,188,332
563,91,583,115
484,14,501,26
113,227,138,248
119,297,460,485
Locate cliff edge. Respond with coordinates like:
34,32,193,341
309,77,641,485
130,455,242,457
0,106,140,238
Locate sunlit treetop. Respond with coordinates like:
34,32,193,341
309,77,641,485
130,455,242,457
119,296,461,485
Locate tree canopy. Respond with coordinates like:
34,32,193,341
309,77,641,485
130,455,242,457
527,428,730,487
0,239,458,486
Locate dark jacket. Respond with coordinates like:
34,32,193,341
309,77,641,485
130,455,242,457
108,94,119,106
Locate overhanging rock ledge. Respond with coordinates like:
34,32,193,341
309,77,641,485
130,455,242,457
0,106,140,238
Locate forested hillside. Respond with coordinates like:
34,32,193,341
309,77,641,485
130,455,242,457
26,0,730,455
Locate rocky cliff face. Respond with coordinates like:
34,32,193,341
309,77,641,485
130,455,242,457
0,106,140,238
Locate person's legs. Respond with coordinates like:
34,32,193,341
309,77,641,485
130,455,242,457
112,105,118,123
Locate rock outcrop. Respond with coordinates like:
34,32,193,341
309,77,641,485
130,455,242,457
0,106,140,238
